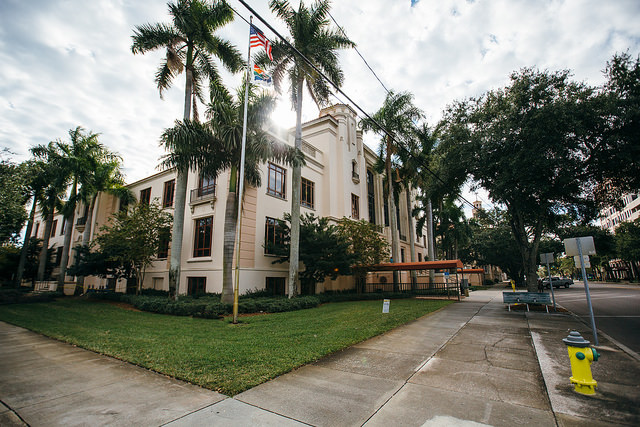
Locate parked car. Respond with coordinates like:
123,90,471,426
542,276,573,288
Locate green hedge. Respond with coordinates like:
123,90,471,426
87,290,429,318
0,289,63,304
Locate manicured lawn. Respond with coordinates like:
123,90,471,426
0,298,452,395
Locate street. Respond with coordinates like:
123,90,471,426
550,282,640,354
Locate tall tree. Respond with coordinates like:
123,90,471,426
132,0,243,296
0,152,31,246
56,127,106,288
30,143,69,283
438,68,603,291
75,157,133,290
258,0,354,297
161,82,301,303
268,213,355,295
360,91,424,286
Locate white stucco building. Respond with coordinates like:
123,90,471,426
31,104,430,295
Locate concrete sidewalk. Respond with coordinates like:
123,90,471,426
1,289,639,426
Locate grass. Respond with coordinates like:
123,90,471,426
0,298,452,395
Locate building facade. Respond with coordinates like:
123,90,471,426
33,104,430,295
600,192,640,233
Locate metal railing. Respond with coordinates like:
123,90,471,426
190,185,216,204
363,280,461,300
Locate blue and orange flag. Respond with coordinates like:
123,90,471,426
253,64,272,86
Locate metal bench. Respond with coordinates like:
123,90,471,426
503,291,552,312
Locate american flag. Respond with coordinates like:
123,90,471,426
250,25,273,61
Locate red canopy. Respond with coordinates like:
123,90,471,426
357,260,463,271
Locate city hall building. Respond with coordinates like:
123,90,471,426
32,104,430,295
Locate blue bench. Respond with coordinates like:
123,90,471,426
503,292,552,312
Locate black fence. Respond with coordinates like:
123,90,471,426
363,280,461,299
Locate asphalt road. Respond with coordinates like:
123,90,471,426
550,281,640,354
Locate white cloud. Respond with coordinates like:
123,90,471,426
1,0,639,190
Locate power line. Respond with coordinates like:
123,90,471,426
234,0,478,212
326,11,391,94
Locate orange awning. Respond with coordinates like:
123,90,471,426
458,268,484,274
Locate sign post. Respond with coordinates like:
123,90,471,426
564,236,598,346
540,252,556,311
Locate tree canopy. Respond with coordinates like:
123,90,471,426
0,153,31,245
437,66,626,290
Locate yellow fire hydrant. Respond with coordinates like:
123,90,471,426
562,331,600,395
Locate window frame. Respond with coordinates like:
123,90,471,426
162,179,175,208
264,216,283,255
351,193,360,219
198,175,216,196
193,216,213,257
300,177,315,209
140,187,151,205
267,163,286,199
187,277,206,295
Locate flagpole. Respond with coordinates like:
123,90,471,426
233,16,253,324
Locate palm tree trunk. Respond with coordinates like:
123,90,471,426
405,185,416,262
58,181,77,288
76,193,97,288
427,198,435,285
15,192,39,287
385,137,399,290
37,209,54,282
169,66,194,299
288,79,304,298
221,167,239,304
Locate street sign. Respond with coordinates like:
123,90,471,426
574,255,591,268
540,252,554,264
564,237,596,256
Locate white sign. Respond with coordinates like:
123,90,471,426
574,255,591,268
382,299,390,313
564,236,596,256
540,252,554,264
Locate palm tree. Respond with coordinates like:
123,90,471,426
258,0,354,297
15,154,59,286
32,144,69,283
56,127,107,288
161,82,302,304
360,91,424,287
75,157,133,290
132,0,243,296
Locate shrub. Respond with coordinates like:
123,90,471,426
0,289,63,304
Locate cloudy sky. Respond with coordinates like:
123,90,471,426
1,0,639,212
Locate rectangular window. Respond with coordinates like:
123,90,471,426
193,216,213,257
267,163,286,199
34,222,39,237
266,277,286,296
198,175,216,196
264,217,283,255
50,220,58,239
301,178,314,209
163,179,175,208
351,194,360,219
157,228,170,259
367,170,376,224
401,248,405,263
188,277,206,295
418,253,422,262
383,198,389,226
55,247,63,266
140,187,151,205
60,218,66,236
